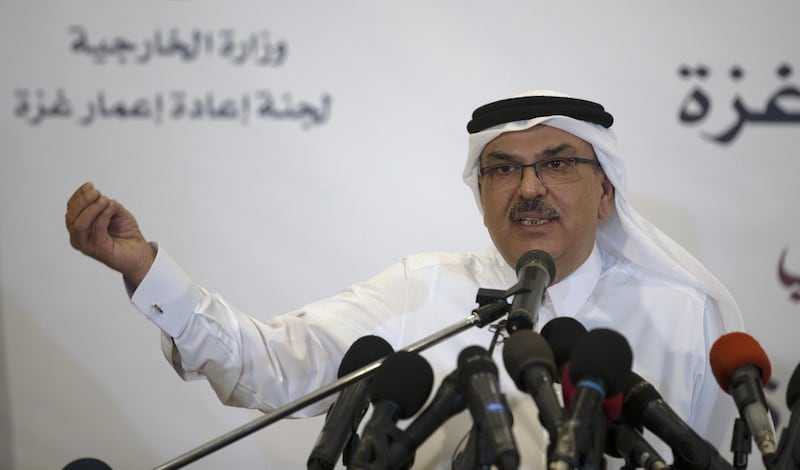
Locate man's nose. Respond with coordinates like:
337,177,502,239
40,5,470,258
517,167,547,199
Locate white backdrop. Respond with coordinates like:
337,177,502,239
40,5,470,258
2,1,800,469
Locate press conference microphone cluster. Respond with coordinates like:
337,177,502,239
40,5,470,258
308,248,558,470
538,317,673,470
710,332,778,467
307,335,394,470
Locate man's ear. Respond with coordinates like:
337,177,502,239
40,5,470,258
477,178,488,212
598,174,615,220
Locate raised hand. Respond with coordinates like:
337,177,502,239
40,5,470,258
65,182,155,287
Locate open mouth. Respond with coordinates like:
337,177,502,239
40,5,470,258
509,199,559,226
518,217,554,226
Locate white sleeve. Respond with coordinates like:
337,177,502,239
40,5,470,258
129,245,411,416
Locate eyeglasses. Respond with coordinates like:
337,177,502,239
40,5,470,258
478,157,601,191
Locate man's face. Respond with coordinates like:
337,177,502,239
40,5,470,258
478,125,614,283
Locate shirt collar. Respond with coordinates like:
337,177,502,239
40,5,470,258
546,244,602,318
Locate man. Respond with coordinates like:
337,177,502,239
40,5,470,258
66,90,744,468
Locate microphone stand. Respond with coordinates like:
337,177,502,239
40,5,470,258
772,410,800,470
152,291,512,470
730,418,751,470
452,425,492,470
584,408,607,470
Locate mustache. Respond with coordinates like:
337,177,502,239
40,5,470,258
509,198,559,221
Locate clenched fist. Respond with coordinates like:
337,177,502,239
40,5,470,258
65,182,155,287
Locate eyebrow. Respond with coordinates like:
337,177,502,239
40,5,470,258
483,143,576,163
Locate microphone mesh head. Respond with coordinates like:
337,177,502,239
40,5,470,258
458,345,498,377
540,317,587,372
502,330,556,389
515,249,556,284
561,364,623,422
568,328,633,396
709,332,771,393
338,335,394,378
370,351,434,419
63,458,113,470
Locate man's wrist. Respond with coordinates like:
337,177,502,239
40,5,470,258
123,242,157,288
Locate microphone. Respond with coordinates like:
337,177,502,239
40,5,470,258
348,351,434,470
547,319,623,425
562,364,631,469
550,328,633,470
773,363,800,470
63,458,113,470
622,370,734,470
561,364,623,425
709,332,777,464
542,316,626,464
307,335,394,470
502,329,564,440
458,345,519,470
540,316,588,378
507,250,556,333
605,421,669,470
387,370,465,470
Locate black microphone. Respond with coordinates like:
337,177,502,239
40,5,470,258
622,371,734,470
502,329,564,441
348,351,434,470
709,332,777,465
63,458,113,470
772,362,800,470
605,420,669,470
307,335,394,470
458,345,519,470
387,370,465,470
540,316,588,379
550,328,633,470
507,250,556,333
544,317,632,465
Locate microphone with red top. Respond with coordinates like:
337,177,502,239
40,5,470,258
709,332,778,466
